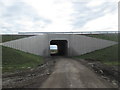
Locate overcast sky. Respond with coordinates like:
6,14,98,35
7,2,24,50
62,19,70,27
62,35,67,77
0,0,119,34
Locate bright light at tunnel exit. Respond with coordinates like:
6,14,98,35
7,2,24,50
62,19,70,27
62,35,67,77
50,45,58,50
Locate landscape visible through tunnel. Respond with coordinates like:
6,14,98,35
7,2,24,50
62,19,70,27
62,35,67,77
50,40,68,56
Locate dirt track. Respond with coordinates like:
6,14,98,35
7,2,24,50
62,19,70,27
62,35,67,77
41,57,116,88
2,57,118,88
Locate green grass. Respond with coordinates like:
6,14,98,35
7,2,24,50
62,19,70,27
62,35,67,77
75,45,119,66
75,34,119,66
2,46,44,73
84,34,118,42
1,35,34,43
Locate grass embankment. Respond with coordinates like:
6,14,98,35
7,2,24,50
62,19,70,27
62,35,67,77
84,34,118,42
75,34,119,66
2,46,43,73
1,35,34,43
2,35,42,73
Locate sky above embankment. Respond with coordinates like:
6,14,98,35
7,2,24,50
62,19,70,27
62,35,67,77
0,0,118,34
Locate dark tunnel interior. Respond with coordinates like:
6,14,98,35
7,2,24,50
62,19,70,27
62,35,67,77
50,40,68,56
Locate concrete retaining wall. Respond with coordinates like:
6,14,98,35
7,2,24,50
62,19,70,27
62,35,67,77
69,35,117,56
3,35,49,56
2,34,117,56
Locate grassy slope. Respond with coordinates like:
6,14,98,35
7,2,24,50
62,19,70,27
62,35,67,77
76,34,119,66
2,46,43,73
84,34,118,42
1,35,34,43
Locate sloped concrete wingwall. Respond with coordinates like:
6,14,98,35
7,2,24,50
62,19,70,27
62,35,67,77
2,35,49,56
69,35,117,56
2,34,117,56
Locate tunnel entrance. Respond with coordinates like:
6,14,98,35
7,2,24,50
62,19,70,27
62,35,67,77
50,40,68,56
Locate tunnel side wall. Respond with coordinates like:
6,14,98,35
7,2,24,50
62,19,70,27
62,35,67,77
69,35,117,56
2,35,49,56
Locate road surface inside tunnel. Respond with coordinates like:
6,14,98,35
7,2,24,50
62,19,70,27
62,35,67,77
40,57,116,88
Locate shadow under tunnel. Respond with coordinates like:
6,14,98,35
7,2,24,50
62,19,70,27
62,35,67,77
50,40,68,56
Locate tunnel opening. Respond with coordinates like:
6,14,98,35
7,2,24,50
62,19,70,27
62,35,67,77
50,40,68,56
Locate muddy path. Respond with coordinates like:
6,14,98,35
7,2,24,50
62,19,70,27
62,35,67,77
2,57,118,88
41,57,117,88
2,58,55,88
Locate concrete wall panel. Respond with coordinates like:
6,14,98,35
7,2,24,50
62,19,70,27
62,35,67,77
69,35,117,56
2,34,117,56
3,35,49,56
